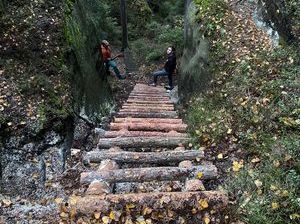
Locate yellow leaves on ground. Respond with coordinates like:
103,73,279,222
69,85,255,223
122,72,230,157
273,160,280,168
254,179,263,188
109,211,116,220
251,157,260,163
2,199,12,207
102,216,111,224
290,213,300,220
196,172,203,179
126,203,136,211
143,207,153,215
232,160,244,172
203,214,211,224
271,202,279,210
94,212,101,219
55,198,63,204
198,199,209,210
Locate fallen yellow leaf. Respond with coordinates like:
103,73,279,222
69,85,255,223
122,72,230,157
217,153,223,159
271,202,279,210
109,211,115,220
203,216,210,224
196,172,203,179
102,216,110,224
199,199,209,210
232,160,243,172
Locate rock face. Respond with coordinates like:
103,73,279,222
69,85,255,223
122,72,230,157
179,0,210,100
66,0,113,121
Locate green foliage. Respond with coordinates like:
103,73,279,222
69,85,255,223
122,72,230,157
226,135,300,223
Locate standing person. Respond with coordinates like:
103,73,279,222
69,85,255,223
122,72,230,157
100,40,125,80
149,46,176,90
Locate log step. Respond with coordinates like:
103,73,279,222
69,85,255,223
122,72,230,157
110,123,187,132
83,149,204,164
120,108,175,113
113,118,183,124
97,136,189,148
122,105,174,110
104,130,187,138
127,99,172,104
72,191,228,215
128,96,170,100
80,165,217,185
116,111,178,118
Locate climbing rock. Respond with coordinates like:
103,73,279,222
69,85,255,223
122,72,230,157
178,160,193,168
97,160,119,171
184,179,206,191
86,180,111,195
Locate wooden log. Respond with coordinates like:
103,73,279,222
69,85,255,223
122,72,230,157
116,111,178,118
110,123,187,132
122,105,174,110
113,118,183,124
128,96,169,100
97,136,188,148
73,191,228,215
80,165,217,184
129,93,169,97
127,99,172,104
83,149,204,164
104,130,187,138
120,108,174,113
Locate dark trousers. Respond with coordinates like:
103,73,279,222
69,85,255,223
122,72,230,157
153,69,172,88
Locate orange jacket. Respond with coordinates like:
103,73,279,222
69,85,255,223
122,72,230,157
101,45,111,62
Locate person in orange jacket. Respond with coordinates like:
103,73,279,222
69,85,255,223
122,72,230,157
100,40,125,79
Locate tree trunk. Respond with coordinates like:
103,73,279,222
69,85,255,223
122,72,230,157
104,130,187,138
113,118,183,124
109,122,187,132
73,191,228,215
83,149,203,164
120,0,128,50
97,136,188,148
80,165,217,184
116,111,178,118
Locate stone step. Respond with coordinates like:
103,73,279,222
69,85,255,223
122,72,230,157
97,136,189,148
109,122,187,132
71,191,228,216
80,165,217,185
83,149,204,165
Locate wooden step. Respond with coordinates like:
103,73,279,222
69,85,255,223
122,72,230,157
116,111,178,118
83,149,204,164
110,123,187,132
104,130,187,138
128,96,170,100
72,191,228,215
122,105,174,110
97,136,188,148
113,118,183,124
119,108,175,113
127,99,172,104
80,165,217,185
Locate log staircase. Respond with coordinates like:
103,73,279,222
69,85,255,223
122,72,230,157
69,84,228,223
